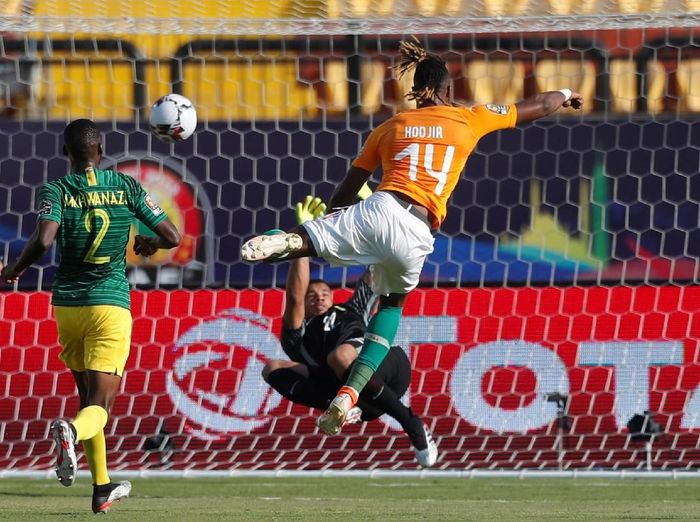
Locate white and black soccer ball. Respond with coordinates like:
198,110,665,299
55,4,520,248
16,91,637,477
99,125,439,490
149,94,197,143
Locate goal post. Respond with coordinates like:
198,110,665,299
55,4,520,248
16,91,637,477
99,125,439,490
0,2,699,474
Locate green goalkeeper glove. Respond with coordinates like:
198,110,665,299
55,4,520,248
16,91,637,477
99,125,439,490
295,195,327,225
357,182,373,200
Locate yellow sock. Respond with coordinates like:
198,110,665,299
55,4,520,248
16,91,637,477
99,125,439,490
72,405,108,442
83,429,111,486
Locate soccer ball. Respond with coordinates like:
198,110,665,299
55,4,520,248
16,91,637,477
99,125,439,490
149,94,197,143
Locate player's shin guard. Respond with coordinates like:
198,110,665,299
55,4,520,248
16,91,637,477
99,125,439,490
345,305,403,394
72,405,109,442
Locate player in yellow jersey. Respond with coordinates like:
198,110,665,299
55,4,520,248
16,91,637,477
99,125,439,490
0,119,181,513
241,38,584,436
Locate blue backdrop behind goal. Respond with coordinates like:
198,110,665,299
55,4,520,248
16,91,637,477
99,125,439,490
0,118,697,289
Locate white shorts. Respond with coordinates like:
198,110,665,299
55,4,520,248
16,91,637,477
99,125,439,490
303,191,435,295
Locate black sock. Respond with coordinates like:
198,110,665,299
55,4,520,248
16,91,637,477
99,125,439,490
353,372,416,433
93,483,113,493
266,368,332,411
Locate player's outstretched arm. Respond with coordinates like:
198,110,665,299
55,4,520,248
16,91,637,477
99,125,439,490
328,166,372,212
515,89,583,125
133,219,181,257
0,220,59,284
283,258,309,330
283,195,326,329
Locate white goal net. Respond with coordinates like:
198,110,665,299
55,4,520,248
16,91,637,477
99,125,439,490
0,1,699,473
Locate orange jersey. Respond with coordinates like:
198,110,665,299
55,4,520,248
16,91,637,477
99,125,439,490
353,104,517,228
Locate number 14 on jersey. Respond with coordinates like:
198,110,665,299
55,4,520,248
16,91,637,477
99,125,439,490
394,143,455,196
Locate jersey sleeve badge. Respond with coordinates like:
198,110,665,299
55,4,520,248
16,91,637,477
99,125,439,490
144,194,164,216
37,199,53,216
486,104,509,115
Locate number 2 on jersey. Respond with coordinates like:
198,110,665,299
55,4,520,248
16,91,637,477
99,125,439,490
394,142,455,196
83,209,111,264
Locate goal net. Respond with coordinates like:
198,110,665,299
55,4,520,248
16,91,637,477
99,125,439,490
1,1,699,474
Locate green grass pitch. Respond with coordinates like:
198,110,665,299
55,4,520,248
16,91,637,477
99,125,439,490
1,477,700,521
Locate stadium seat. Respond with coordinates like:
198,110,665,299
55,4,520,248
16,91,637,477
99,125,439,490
616,0,665,12
30,0,286,66
644,60,667,114
324,60,347,113
609,59,638,113
535,59,596,114
411,0,463,16
675,58,700,112
545,0,596,14
361,61,389,114
326,0,394,17
466,60,525,104
1,0,23,15
182,58,317,121
609,58,666,113
43,55,135,120
482,0,529,16
324,59,388,115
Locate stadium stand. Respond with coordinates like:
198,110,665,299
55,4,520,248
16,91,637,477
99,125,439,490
0,0,695,118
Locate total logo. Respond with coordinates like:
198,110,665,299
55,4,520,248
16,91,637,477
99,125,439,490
166,308,286,440
165,307,700,440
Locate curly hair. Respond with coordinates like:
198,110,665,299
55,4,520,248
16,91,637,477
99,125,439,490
394,37,449,105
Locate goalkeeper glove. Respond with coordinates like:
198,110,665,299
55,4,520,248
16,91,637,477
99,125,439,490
295,195,327,225
357,182,373,200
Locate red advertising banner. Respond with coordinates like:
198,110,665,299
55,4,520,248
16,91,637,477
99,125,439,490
1,286,699,471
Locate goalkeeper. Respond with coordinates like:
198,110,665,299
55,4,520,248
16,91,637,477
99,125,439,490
261,193,437,468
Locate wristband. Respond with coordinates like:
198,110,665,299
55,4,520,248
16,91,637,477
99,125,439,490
558,88,572,102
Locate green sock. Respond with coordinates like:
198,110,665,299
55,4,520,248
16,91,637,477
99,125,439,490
345,305,403,394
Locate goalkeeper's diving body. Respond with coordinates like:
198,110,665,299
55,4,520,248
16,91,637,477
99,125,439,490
262,196,437,467
241,38,584,436
0,119,181,514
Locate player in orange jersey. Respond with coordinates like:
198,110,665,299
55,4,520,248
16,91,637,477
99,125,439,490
241,38,584,436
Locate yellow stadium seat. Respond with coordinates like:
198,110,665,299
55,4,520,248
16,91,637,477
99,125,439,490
324,60,348,113
324,59,388,115
644,60,666,114
609,58,666,113
182,58,317,121
609,59,637,113
42,56,135,120
326,0,395,17
31,0,289,60
412,0,463,16
0,0,23,15
482,0,529,16
616,0,664,12
534,59,596,114
676,58,700,112
545,0,596,14
361,61,388,115
466,60,525,105
144,62,172,110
